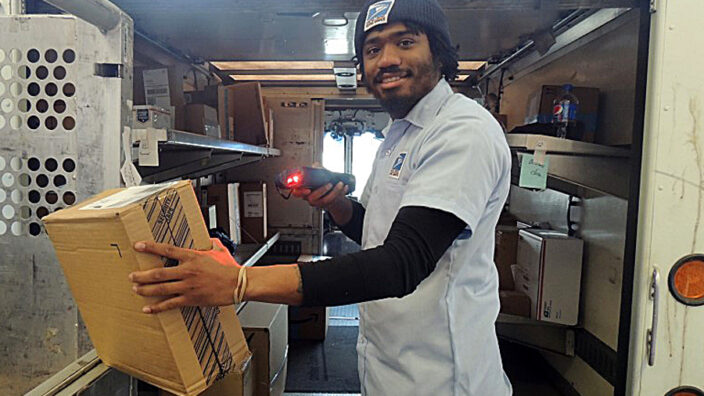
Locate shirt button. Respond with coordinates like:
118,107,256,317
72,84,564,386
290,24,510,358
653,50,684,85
384,149,392,156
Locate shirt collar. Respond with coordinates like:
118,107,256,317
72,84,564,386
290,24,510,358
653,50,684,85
403,79,453,129
381,79,453,137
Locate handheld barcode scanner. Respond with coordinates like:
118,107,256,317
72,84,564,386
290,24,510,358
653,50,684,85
275,166,356,199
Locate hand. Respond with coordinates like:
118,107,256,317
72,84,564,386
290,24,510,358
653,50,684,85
291,181,349,210
128,238,240,314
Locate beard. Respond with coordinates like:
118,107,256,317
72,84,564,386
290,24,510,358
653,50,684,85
366,58,441,119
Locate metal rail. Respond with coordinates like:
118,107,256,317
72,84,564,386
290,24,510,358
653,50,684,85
43,0,124,31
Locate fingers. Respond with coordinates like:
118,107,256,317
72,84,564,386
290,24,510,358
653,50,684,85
133,280,188,297
134,241,195,261
290,187,312,199
311,182,347,207
306,183,334,202
142,295,189,314
129,266,185,284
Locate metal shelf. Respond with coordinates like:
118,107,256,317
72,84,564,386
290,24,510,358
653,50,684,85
135,129,280,182
507,133,630,157
507,134,631,198
496,313,576,356
232,232,281,315
160,130,281,156
234,232,281,269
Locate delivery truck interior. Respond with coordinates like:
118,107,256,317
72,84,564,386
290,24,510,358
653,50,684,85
3,1,703,396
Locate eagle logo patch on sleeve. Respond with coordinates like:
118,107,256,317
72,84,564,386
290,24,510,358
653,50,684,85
365,0,395,32
389,152,407,179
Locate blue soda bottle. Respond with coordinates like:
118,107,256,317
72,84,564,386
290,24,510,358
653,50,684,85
552,84,579,139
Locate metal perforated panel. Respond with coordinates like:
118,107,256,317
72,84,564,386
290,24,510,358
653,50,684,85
0,14,132,394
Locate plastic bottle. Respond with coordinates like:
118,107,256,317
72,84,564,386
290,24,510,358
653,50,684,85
552,84,579,139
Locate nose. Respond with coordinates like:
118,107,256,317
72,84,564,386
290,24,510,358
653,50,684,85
376,44,401,69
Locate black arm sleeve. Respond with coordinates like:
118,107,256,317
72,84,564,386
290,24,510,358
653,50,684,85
331,199,365,245
298,206,466,307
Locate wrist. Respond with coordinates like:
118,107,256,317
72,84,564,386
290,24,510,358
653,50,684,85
325,196,352,225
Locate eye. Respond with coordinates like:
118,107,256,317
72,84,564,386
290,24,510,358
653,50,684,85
399,39,415,48
365,47,380,57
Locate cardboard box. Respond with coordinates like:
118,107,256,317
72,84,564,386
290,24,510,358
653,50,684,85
141,67,186,108
162,359,255,396
185,85,220,108
514,229,584,325
43,181,251,395
499,290,531,318
132,105,172,130
238,182,267,244
494,225,518,291
524,85,599,142
288,306,329,341
203,183,241,244
184,104,220,138
239,302,288,396
219,82,268,145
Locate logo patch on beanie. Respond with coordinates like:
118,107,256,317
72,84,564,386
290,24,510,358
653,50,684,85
365,0,395,32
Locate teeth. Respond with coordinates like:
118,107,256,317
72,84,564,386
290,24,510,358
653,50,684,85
382,76,402,83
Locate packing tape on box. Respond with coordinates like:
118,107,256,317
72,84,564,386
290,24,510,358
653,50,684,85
143,188,235,382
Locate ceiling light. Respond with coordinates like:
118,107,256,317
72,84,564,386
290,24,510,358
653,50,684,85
458,61,486,71
230,74,336,81
213,61,334,71
324,39,350,55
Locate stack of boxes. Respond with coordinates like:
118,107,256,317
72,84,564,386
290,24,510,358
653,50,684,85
238,302,289,396
495,222,584,326
134,68,274,146
200,182,268,245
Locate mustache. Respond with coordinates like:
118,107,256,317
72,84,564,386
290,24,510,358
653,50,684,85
374,67,411,83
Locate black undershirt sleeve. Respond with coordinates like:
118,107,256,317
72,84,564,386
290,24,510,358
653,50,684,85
333,199,365,245
298,206,467,307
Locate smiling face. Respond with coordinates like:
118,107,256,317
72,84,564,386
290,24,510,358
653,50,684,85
362,22,442,119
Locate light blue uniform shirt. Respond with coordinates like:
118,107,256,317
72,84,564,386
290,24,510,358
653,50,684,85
357,79,513,395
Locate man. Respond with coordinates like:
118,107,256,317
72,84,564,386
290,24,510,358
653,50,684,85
130,0,512,394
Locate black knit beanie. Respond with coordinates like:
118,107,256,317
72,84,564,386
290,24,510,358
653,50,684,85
354,0,452,64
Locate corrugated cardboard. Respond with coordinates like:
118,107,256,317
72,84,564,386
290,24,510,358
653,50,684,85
141,67,186,108
163,359,255,396
494,225,518,291
514,229,584,325
239,302,288,396
218,82,268,145
184,104,220,138
499,290,531,318
238,182,267,244
185,86,220,108
43,181,251,396
288,306,329,341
